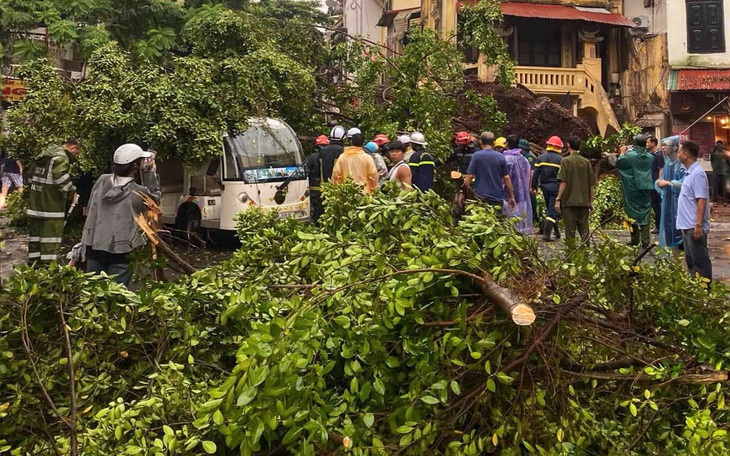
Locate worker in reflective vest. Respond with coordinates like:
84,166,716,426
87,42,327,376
408,131,435,192
532,136,563,242
26,138,81,264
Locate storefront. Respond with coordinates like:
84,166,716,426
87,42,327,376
668,69,730,156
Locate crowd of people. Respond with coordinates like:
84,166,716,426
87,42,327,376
1,126,723,287
309,126,720,284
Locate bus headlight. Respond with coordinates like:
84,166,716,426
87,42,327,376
239,192,250,203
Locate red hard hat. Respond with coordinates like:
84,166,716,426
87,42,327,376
315,135,330,146
373,134,390,146
546,136,564,148
455,131,471,145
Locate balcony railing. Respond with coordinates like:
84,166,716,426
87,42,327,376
514,66,586,95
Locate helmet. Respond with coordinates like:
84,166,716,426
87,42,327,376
315,135,330,146
364,142,378,153
455,131,471,145
410,131,427,146
373,134,390,146
346,127,361,138
518,138,531,151
397,134,411,144
330,125,345,140
494,137,507,149
546,136,564,148
113,143,152,165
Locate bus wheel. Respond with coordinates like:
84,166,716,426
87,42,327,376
175,203,204,246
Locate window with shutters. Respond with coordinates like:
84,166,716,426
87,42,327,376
686,0,725,53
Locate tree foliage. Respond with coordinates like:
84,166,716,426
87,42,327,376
1,183,728,455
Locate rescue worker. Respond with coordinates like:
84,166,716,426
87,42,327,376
372,134,390,158
27,137,81,265
408,131,435,192
450,131,479,174
306,135,330,223
319,125,345,184
364,141,388,183
532,136,563,241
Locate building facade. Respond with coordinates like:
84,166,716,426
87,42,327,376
666,0,730,155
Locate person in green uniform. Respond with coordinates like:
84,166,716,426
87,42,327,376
615,135,654,248
26,138,81,265
555,136,594,244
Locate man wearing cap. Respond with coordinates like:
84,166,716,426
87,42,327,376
81,144,160,287
408,131,435,192
332,129,379,194
464,132,516,210
494,137,507,153
306,135,330,223
27,138,81,265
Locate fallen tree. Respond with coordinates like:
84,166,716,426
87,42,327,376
0,182,728,455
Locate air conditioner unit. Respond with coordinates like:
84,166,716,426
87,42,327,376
632,16,650,28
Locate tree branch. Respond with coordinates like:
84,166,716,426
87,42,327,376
57,299,78,456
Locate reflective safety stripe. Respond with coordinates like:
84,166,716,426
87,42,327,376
55,174,72,184
26,209,66,218
60,182,75,192
409,163,420,167
536,162,561,169
419,161,435,166
28,252,41,258
28,236,41,242
309,186,321,191
40,254,59,260
29,176,54,185
39,237,63,243
545,217,557,223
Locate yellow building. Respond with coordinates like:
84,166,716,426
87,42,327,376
380,0,638,136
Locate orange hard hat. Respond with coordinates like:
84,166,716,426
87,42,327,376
546,136,564,148
373,134,390,146
455,131,471,145
315,135,330,146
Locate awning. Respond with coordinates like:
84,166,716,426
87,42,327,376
377,7,419,27
635,118,663,128
668,69,730,91
459,2,636,27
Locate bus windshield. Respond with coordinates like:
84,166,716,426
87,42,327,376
223,119,305,183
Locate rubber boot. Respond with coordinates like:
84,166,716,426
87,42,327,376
628,224,640,246
542,220,554,242
537,220,544,235
553,222,561,240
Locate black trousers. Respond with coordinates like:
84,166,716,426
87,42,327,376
651,190,661,229
681,229,712,283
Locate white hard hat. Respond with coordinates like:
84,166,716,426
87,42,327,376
330,125,345,140
397,134,411,144
347,127,362,138
410,131,427,145
113,143,152,165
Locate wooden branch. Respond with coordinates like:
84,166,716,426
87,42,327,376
134,213,197,275
561,369,729,384
327,433,352,450
57,301,78,456
476,274,535,326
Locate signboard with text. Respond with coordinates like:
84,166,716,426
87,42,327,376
2,77,27,102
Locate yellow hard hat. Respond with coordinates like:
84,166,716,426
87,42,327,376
494,137,507,149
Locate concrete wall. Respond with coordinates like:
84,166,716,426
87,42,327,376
667,0,730,67
343,0,386,42
623,0,667,36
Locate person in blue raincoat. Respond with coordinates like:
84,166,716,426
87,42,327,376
655,136,685,249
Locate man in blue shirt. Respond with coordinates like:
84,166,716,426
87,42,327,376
464,132,516,210
676,140,712,282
